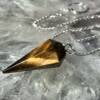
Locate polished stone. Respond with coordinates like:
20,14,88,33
3,39,65,73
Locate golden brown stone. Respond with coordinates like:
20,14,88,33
3,39,65,73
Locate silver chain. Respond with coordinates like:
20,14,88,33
68,15,100,32
32,12,68,30
33,13,100,56
68,15,100,55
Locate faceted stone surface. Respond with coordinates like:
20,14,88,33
3,39,65,73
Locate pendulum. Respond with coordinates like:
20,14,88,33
3,39,66,73
2,37,89,73
2,36,100,73
2,14,100,73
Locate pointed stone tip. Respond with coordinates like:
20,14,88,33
2,67,14,73
2,70,9,73
2,70,9,74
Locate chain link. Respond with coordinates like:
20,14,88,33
32,12,68,30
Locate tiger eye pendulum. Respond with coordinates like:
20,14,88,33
3,39,66,73
3,14,100,73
